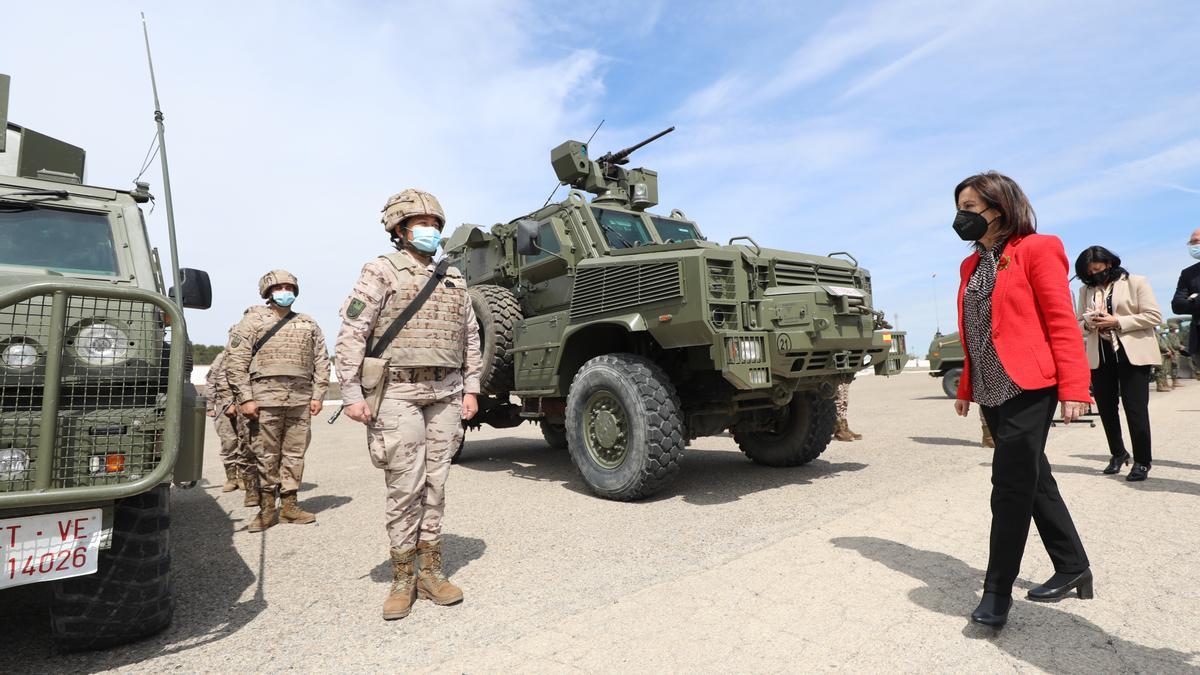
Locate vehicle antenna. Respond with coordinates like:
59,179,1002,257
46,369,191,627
141,13,183,309
543,118,606,208
931,272,941,335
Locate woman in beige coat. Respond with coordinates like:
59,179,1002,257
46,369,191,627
1075,246,1162,481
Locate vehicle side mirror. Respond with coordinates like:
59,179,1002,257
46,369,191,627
515,219,540,256
170,267,212,309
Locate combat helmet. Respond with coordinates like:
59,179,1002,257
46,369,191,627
1168,318,1182,329
381,189,445,234
258,269,300,299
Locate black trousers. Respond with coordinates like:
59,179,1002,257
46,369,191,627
980,387,1089,594
1091,340,1153,466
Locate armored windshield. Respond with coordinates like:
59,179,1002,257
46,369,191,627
0,205,119,275
648,216,702,243
591,207,653,249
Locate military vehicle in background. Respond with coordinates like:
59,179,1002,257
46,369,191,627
444,126,907,501
927,332,965,398
0,73,211,648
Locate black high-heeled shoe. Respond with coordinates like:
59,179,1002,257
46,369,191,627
970,591,1011,627
1126,463,1150,481
1102,452,1130,475
1027,568,1093,601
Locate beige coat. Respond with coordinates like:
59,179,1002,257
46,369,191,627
1077,274,1162,368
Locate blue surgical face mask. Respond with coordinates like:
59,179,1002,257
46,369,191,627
1190,244,1200,260
271,290,296,307
410,225,442,254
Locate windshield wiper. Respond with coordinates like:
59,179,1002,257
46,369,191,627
598,222,636,249
0,188,70,201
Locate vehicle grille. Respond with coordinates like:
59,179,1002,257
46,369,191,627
792,351,867,372
774,260,857,288
570,262,682,320
0,293,171,493
707,259,735,299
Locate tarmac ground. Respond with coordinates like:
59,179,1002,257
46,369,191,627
4,371,1200,673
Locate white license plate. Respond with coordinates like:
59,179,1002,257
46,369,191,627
826,285,865,298
0,508,102,590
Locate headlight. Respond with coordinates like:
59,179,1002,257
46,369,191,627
2,342,39,369
72,323,131,366
0,448,30,480
725,337,766,364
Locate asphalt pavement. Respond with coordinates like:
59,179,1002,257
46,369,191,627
4,371,1199,673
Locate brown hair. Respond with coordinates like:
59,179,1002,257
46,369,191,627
954,171,1038,239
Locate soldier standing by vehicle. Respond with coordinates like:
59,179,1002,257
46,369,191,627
832,383,862,441
1166,319,1184,387
226,271,330,532
204,350,251,492
1155,325,1174,392
334,189,482,621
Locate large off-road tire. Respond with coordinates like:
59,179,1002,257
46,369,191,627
565,354,685,501
468,285,522,395
541,422,568,449
942,367,962,399
50,484,172,651
733,392,836,467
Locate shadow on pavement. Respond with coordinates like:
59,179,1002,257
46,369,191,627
831,536,1199,673
1051,464,1200,498
457,436,867,505
1072,454,1200,472
910,436,980,447
368,533,487,583
302,494,353,514
3,486,263,671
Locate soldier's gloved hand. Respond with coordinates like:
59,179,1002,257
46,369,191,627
462,393,479,420
310,399,324,416
344,401,372,424
240,400,260,420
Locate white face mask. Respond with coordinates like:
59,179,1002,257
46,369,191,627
1189,243,1200,260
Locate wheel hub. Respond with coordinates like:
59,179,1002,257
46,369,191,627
583,391,628,469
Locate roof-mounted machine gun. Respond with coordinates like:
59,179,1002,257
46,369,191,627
549,126,674,211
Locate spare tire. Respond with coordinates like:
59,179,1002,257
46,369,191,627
468,285,522,395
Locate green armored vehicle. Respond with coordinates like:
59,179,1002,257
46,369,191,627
445,127,907,501
927,332,965,398
0,74,210,648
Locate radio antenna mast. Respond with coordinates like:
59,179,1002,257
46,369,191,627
141,13,183,308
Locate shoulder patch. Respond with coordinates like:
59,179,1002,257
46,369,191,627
230,336,242,348
346,298,366,318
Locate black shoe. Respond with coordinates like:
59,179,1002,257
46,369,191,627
970,591,1011,627
1027,568,1093,601
1126,463,1150,482
1103,452,1131,474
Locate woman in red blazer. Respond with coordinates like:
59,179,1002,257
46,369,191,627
952,172,1093,629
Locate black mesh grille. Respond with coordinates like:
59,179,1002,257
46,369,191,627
570,262,682,320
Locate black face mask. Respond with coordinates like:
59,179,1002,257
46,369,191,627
1089,268,1119,286
953,210,992,241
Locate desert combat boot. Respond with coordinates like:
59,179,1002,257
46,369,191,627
833,418,857,442
279,491,316,524
222,466,240,492
416,539,464,605
248,490,277,532
384,547,418,620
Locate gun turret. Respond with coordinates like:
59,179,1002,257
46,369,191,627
549,126,674,211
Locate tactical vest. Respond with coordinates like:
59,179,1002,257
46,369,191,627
371,251,469,369
248,312,318,379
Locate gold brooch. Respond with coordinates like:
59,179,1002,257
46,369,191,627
997,255,1011,271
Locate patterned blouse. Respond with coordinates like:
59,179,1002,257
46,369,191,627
963,240,1022,407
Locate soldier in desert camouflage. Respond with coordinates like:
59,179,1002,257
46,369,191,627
204,348,254,494
832,382,862,441
226,271,331,532
334,188,481,621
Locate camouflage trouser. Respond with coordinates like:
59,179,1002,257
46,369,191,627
1156,357,1173,387
980,410,993,445
250,404,311,493
213,411,253,474
367,395,463,550
835,382,850,422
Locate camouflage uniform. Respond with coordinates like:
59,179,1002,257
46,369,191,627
334,188,482,619
226,276,330,529
1156,328,1173,391
833,381,861,441
1166,326,1182,387
203,351,253,489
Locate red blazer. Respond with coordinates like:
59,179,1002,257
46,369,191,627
956,233,1091,403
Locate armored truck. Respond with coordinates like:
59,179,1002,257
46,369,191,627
0,74,210,649
927,332,965,398
445,127,907,501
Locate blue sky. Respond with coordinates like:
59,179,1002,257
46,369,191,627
3,1,1198,352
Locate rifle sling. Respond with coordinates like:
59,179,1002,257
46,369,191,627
367,258,452,359
252,311,297,358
